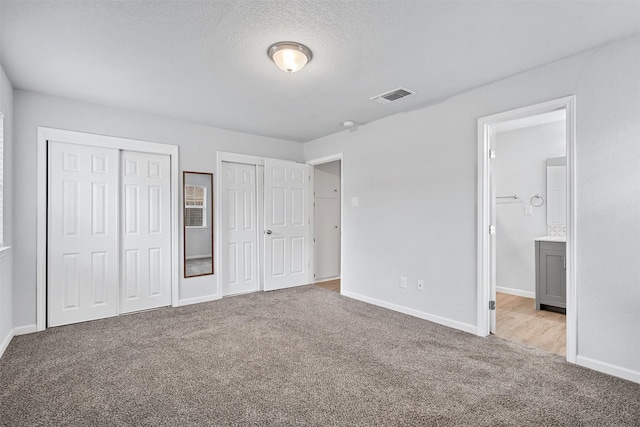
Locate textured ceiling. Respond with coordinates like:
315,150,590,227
1,0,640,142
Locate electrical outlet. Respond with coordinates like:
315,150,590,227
400,276,407,288
524,206,533,215
417,279,424,291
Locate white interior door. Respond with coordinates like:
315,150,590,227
490,144,497,333
120,150,171,313
221,162,259,296
264,159,310,291
48,141,119,327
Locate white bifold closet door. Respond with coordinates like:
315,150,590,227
48,142,171,327
48,142,119,327
221,162,259,296
120,150,171,313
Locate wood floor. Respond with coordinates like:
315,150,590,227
314,278,340,293
312,283,564,356
495,292,566,356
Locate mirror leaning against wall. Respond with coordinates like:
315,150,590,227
183,171,214,278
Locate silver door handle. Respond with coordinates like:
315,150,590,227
266,230,272,235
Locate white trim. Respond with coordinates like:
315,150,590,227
13,324,37,335
0,329,13,358
343,290,477,335
576,355,640,384
175,294,220,307
306,153,343,166
496,286,535,299
306,154,344,293
217,151,265,166
476,96,577,364
257,165,265,290
0,246,10,256
36,127,179,331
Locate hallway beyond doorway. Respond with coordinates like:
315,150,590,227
314,279,340,293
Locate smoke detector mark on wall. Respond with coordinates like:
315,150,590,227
370,87,415,104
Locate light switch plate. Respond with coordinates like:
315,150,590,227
525,206,533,215
351,197,359,207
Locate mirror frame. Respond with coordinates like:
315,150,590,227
183,171,214,278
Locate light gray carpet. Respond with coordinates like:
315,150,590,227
1,285,639,426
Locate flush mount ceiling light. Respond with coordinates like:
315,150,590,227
267,42,312,73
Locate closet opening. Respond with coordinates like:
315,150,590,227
307,155,343,295
36,127,179,330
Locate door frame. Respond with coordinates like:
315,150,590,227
36,127,179,331
306,153,344,288
215,152,265,297
476,96,576,362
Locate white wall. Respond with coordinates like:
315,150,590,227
304,34,640,380
13,90,303,328
0,62,14,356
495,121,565,296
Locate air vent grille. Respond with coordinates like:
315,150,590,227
370,87,415,104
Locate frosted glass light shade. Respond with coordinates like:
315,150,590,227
268,42,312,73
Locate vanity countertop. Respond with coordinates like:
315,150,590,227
534,236,566,242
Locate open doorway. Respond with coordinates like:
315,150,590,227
307,155,343,294
477,96,576,362
493,111,567,356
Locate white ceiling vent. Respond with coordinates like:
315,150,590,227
370,87,415,104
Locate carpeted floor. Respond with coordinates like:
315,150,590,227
1,285,639,426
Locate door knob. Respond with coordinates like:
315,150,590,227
266,230,272,234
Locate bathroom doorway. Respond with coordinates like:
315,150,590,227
493,110,567,355
477,96,576,362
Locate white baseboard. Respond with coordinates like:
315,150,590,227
0,329,14,359
174,294,220,307
14,324,38,336
341,290,477,335
496,286,535,299
576,355,640,384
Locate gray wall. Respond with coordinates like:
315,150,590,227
304,34,640,378
12,90,304,327
495,121,566,296
0,63,14,351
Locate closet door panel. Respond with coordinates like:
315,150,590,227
48,141,119,327
120,151,171,313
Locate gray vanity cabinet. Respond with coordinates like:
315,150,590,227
535,241,566,311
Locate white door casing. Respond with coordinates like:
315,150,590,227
48,141,119,327
264,159,310,291
221,162,259,296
